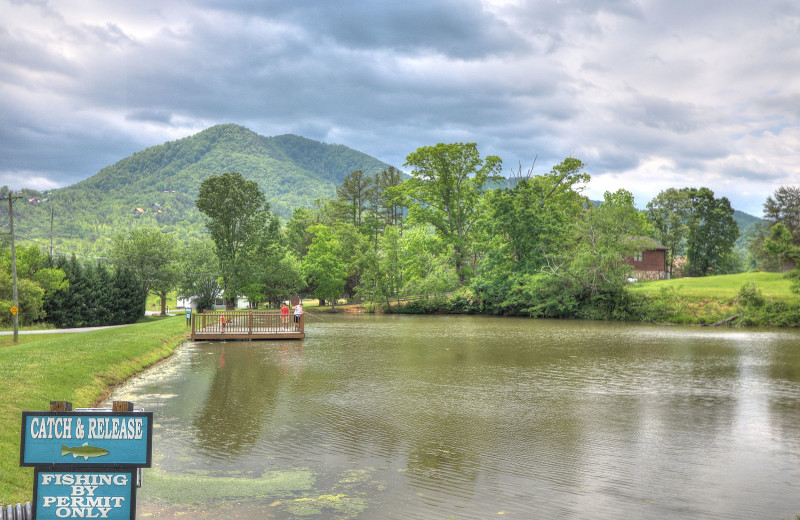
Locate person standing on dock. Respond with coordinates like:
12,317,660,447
281,302,290,329
294,302,303,330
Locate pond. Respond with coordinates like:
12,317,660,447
107,314,800,519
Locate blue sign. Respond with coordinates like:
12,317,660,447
33,468,136,520
21,412,152,467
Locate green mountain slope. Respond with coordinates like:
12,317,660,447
68,123,391,217
6,124,393,256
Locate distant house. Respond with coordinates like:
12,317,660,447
177,296,250,310
133,207,145,215
625,238,669,281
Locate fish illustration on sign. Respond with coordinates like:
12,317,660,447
61,443,109,460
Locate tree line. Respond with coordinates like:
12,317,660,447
3,143,798,326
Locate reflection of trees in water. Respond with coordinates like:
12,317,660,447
192,345,280,456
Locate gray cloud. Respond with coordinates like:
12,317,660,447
0,0,798,216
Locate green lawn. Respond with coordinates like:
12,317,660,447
0,316,188,506
628,272,796,301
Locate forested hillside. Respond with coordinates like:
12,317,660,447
3,124,392,256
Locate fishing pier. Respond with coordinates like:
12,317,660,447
190,310,305,341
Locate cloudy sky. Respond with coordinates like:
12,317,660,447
2,0,798,216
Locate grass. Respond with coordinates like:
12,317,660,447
0,334,72,348
628,272,799,325
0,315,188,506
628,272,796,301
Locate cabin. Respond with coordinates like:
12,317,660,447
625,238,669,281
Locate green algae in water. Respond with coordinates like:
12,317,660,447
139,468,314,505
285,493,367,517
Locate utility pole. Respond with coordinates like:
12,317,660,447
4,192,22,343
50,202,55,258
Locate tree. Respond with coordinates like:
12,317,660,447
238,215,305,308
374,166,405,228
286,207,318,258
764,186,800,244
334,223,372,299
195,172,271,308
177,238,221,312
646,188,691,277
763,222,800,276
547,189,653,295
110,227,180,315
0,245,67,326
336,170,374,227
355,225,403,307
401,142,503,285
485,158,589,274
399,225,458,297
684,188,739,276
301,224,347,310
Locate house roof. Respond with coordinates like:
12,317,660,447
630,236,668,250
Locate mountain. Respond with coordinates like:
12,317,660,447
68,123,391,218
7,124,393,255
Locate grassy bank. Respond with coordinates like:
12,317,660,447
372,272,799,327
0,316,189,506
628,272,795,301
626,272,799,326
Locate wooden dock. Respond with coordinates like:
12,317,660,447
191,310,304,341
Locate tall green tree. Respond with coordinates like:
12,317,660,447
110,227,180,314
301,224,347,309
684,188,739,276
374,166,406,228
195,172,271,308
764,186,800,244
646,188,691,277
336,170,374,227
485,158,589,273
286,207,318,258
400,142,502,285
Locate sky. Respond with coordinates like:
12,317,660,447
1,0,798,217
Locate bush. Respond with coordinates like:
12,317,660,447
737,282,765,309
397,297,447,314
445,287,482,314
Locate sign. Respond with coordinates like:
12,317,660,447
185,308,191,318
10,305,18,315
21,411,152,468
33,468,136,520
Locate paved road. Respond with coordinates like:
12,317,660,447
0,325,130,336
0,312,176,336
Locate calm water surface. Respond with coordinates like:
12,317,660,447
108,315,800,519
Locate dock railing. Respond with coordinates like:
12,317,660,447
191,310,304,339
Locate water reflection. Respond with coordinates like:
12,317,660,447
109,315,800,519
191,345,281,458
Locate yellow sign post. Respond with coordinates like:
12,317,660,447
10,305,18,315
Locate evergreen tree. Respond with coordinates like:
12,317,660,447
112,266,143,324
